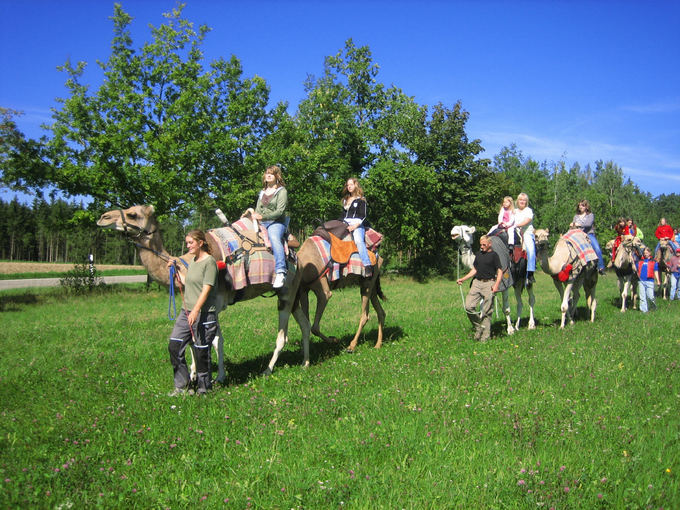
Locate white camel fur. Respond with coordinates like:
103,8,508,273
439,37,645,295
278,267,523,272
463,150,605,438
97,205,312,381
534,229,598,328
605,235,639,312
451,225,536,335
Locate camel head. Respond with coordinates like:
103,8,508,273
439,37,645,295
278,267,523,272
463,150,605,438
534,228,550,245
97,205,159,239
604,239,615,251
450,225,476,247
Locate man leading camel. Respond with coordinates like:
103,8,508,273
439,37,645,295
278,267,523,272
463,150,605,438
457,235,503,342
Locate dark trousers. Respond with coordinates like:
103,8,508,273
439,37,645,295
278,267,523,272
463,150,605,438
168,309,217,392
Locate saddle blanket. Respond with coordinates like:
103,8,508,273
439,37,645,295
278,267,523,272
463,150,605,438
310,235,375,281
208,220,283,290
562,229,598,264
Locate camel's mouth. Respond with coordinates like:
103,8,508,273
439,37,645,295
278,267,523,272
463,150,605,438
451,233,460,240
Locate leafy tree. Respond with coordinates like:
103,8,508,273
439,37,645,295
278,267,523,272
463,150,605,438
46,3,274,219
0,108,52,192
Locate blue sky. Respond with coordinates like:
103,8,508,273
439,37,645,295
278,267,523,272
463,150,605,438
1,0,679,200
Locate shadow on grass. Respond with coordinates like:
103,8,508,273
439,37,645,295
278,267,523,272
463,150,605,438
218,325,405,386
0,293,40,312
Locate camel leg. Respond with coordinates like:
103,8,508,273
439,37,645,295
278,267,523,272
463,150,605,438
502,289,514,335
620,279,629,313
347,286,372,353
370,289,386,349
309,279,335,343
513,284,524,332
554,280,570,329
293,305,311,367
587,274,597,322
570,284,581,326
264,308,292,374
214,322,226,384
526,285,536,330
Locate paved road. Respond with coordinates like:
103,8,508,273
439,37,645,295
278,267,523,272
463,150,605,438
0,274,148,290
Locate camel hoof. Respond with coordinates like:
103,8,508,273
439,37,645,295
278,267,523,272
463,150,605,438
262,367,273,377
528,323,535,330
507,328,515,336
345,348,355,354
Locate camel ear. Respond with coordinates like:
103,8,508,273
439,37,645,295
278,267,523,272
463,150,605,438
470,226,476,233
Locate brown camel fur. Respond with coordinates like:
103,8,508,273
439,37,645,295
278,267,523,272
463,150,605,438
451,224,536,334
296,237,386,353
605,235,640,312
535,229,598,328
656,239,675,299
97,205,311,379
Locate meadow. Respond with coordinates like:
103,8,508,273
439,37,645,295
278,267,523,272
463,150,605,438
0,273,678,509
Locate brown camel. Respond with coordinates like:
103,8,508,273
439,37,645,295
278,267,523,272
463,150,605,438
97,205,311,380
656,239,675,299
605,235,640,312
451,224,536,334
535,229,598,328
296,236,386,353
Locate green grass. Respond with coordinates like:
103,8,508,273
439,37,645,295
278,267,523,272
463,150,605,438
1,273,678,508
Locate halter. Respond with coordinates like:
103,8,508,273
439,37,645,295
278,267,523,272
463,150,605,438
118,208,157,239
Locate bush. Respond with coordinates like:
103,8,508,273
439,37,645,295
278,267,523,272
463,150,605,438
59,263,105,293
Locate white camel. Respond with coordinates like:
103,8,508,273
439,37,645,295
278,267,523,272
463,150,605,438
451,225,536,334
605,235,640,312
535,229,598,328
97,205,312,381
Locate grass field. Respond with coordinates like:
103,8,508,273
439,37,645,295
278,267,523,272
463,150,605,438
0,273,678,508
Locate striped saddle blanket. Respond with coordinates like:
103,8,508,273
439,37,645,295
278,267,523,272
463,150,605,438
562,229,598,264
207,219,289,290
309,229,382,281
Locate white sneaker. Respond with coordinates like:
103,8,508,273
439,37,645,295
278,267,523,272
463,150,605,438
272,272,286,289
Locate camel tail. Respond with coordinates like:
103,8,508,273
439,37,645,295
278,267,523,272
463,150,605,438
375,274,387,301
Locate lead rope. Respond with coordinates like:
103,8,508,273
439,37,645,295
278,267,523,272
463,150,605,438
169,261,196,342
168,264,178,319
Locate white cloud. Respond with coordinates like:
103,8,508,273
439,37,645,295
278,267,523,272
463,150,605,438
620,100,680,114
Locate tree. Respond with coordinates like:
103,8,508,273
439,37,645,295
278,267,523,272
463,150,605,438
46,3,274,219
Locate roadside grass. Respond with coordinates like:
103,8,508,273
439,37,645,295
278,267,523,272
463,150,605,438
0,273,678,508
0,268,147,280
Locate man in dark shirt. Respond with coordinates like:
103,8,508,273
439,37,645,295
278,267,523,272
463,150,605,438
457,235,503,342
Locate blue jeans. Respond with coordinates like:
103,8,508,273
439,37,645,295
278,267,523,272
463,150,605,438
351,225,372,267
587,233,605,271
262,219,288,274
523,231,536,272
638,280,656,313
670,273,680,300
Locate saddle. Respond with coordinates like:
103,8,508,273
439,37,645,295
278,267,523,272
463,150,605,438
328,232,377,265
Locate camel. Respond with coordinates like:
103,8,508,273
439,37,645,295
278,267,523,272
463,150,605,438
296,235,386,353
451,225,536,334
534,229,598,328
97,205,311,381
655,239,675,299
605,235,640,312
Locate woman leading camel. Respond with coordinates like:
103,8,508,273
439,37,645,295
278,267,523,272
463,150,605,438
569,199,606,275
250,165,289,289
167,229,218,396
341,177,373,276
514,192,536,285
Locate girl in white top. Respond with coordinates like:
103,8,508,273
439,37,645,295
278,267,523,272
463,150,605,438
514,192,536,284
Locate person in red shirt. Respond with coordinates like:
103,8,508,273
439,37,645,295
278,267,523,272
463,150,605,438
654,217,678,257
